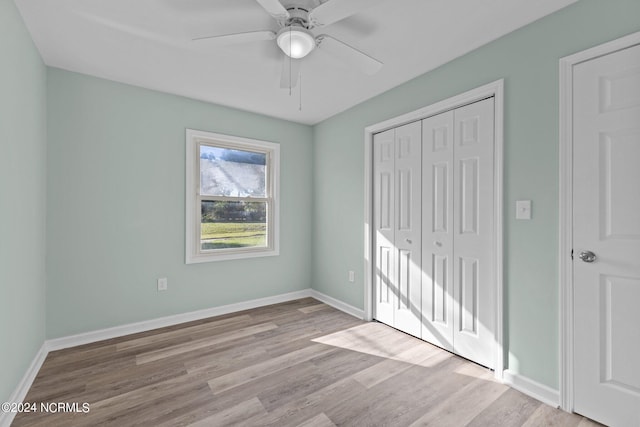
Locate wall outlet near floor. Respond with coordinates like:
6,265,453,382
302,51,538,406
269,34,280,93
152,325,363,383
157,277,168,291
348,271,355,283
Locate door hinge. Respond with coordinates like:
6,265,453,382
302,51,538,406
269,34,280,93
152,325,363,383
571,249,574,260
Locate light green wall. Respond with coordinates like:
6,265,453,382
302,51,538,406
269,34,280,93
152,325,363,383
0,0,47,403
5,0,639,402
46,69,313,338
311,0,640,389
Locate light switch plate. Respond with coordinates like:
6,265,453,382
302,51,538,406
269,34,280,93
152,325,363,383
516,200,532,220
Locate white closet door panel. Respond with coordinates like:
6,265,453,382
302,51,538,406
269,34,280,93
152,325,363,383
373,128,396,326
421,110,454,351
394,121,423,337
453,97,495,369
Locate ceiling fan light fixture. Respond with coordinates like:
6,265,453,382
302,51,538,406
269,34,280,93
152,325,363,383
277,26,315,59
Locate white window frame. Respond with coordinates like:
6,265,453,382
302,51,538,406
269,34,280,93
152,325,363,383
185,129,280,264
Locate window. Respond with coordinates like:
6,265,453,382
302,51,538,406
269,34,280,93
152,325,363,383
186,129,279,263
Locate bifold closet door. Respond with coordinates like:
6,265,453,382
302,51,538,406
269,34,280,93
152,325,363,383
373,122,422,337
420,97,495,369
394,122,422,337
452,98,495,369
421,110,455,352
373,128,396,327
374,98,495,369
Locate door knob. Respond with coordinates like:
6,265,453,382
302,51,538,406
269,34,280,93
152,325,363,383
578,251,596,263
405,238,412,244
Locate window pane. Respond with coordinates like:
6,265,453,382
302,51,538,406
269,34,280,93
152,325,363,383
200,145,266,197
200,201,267,250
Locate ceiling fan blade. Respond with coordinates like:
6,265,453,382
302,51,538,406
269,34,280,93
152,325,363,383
317,35,382,75
255,0,290,21
309,0,386,27
280,56,301,89
193,30,276,45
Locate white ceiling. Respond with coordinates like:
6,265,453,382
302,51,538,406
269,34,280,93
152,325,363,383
15,0,577,125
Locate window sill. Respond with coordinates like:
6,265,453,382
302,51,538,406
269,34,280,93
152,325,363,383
185,248,279,264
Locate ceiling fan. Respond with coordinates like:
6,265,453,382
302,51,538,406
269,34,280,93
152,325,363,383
193,0,386,89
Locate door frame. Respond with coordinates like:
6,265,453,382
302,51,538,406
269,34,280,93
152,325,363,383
558,30,640,412
363,79,504,379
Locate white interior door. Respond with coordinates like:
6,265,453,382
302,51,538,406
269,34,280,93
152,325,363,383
452,98,495,369
573,43,640,427
421,110,455,352
373,128,396,327
393,121,423,337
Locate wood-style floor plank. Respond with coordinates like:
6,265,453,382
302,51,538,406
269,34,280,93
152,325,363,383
12,298,601,427
520,399,583,427
207,343,337,394
408,367,508,426
186,397,267,427
296,412,337,427
467,388,542,427
135,321,278,364
298,304,331,314
115,314,253,351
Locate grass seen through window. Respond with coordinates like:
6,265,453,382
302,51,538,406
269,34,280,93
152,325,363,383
200,222,266,250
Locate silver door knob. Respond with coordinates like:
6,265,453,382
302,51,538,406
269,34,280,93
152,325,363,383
405,239,412,244
579,251,596,263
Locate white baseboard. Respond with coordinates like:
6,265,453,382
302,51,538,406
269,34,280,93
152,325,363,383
309,289,364,319
2,287,364,426
0,343,48,427
502,369,560,408
46,288,367,352
47,289,313,351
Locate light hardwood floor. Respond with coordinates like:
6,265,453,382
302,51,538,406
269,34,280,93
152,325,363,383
12,298,601,426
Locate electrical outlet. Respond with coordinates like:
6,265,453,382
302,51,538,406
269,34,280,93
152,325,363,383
157,277,168,291
348,271,355,283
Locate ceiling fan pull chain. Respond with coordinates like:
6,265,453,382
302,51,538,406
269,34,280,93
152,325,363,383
289,26,293,96
299,70,303,111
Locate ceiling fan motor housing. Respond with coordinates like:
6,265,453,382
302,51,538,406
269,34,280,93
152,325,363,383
277,6,316,59
283,6,311,28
